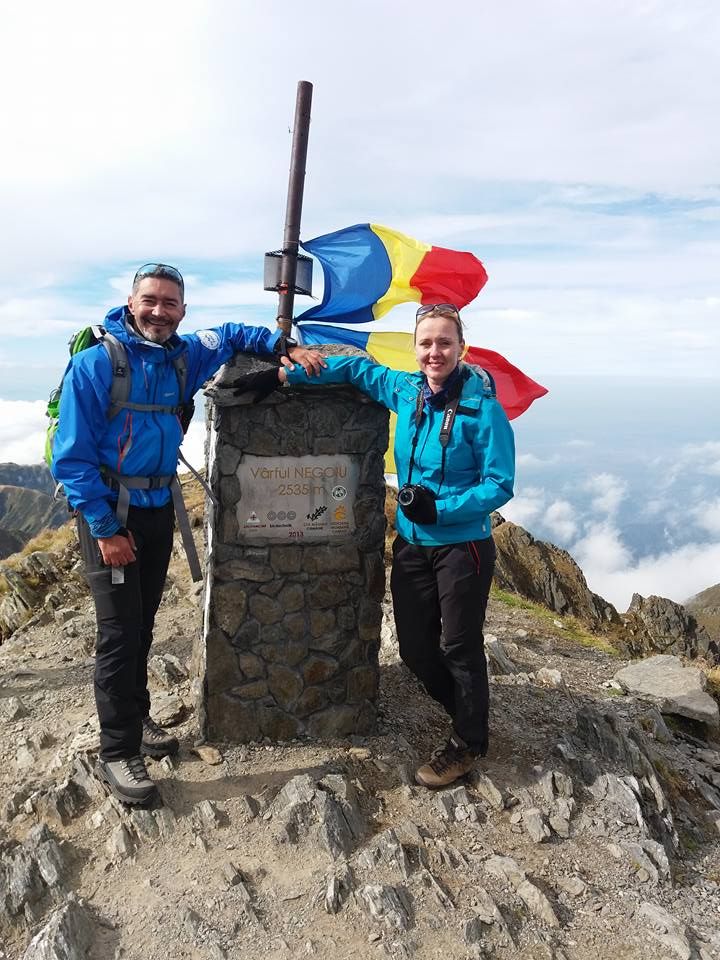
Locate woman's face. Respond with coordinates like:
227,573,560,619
414,315,464,388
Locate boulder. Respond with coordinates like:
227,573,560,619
269,773,364,859
21,896,94,960
614,655,719,731
0,824,66,928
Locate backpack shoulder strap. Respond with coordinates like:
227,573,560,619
98,329,131,421
465,363,496,398
171,351,188,401
171,349,196,434
99,332,191,423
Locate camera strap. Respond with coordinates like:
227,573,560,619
406,372,465,491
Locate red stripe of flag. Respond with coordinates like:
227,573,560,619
465,345,548,420
410,246,488,309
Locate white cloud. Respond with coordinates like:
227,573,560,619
689,498,720,536
0,400,48,464
642,498,670,519
680,441,720,477
545,500,578,543
584,473,626,515
571,522,632,576
517,453,557,469
580,538,720,612
178,420,208,475
0,297,97,339
499,489,545,527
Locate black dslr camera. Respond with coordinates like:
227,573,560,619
397,484,437,524
397,484,421,508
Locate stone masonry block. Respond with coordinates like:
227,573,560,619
278,583,305,613
269,545,303,574
310,608,336,638
249,593,284,625
211,583,247,637
303,654,339,685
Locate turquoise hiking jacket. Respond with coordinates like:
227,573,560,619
286,356,515,546
52,306,280,538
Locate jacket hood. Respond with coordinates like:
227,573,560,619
103,306,186,363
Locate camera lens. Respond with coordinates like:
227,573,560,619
398,486,415,507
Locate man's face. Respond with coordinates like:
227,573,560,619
128,277,186,344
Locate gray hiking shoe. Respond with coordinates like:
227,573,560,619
96,754,157,806
141,715,179,759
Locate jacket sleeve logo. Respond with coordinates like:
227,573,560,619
197,330,221,350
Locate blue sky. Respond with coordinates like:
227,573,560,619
1,0,718,608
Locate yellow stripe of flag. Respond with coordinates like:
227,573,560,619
364,331,419,474
370,224,429,319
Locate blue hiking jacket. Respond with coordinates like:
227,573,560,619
52,306,280,538
286,356,515,546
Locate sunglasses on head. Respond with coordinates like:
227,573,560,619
415,303,460,322
133,262,184,293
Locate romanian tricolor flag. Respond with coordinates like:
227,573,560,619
297,223,488,324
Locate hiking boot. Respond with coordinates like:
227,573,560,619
96,754,157,806
414,734,478,789
141,716,179,758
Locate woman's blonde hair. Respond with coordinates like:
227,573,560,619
414,304,464,343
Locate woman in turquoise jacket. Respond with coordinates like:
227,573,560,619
278,303,515,788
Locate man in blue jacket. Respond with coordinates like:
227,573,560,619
52,262,322,806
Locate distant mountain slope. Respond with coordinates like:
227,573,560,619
0,462,56,496
0,528,23,557
686,582,720,639
0,485,69,559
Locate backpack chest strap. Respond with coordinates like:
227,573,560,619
109,400,185,417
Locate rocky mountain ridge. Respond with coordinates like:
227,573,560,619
0,464,57,498
686,584,720,640
0,464,69,561
0,490,719,959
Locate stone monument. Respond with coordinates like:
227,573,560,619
193,347,388,742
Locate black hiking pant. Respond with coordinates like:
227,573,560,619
77,503,174,760
390,535,496,755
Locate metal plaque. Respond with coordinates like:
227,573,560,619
236,455,358,541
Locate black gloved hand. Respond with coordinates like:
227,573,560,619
398,484,437,524
231,369,282,403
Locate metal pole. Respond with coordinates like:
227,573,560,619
277,80,313,335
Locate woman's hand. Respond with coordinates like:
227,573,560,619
281,346,327,376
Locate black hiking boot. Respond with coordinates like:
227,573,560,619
141,716,179,759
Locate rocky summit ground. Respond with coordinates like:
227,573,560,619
1,531,720,960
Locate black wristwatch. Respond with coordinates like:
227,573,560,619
274,334,298,359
